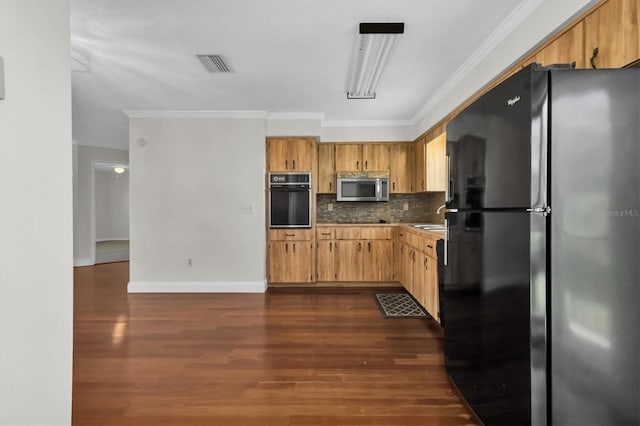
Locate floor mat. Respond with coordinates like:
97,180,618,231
374,292,430,318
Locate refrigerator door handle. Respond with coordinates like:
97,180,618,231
444,218,449,266
445,154,452,203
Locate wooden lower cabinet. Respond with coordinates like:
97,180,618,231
397,227,441,323
316,226,395,283
268,240,314,283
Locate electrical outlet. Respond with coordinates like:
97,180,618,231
187,258,193,268
328,203,333,211
403,202,409,211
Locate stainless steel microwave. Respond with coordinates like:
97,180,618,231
336,176,389,202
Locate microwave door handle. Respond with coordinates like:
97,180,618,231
376,179,381,200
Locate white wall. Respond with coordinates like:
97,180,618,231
414,0,595,135
321,123,413,142
73,145,128,265
128,117,266,292
0,1,73,425
95,168,129,240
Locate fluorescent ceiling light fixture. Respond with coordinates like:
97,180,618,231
346,23,404,100
113,166,126,174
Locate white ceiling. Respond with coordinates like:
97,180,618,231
71,0,529,150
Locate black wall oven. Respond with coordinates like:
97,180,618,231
268,173,312,228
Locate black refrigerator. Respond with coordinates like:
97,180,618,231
442,64,639,426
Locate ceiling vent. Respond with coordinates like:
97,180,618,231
197,54,231,73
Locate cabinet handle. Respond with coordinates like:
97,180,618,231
590,47,599,69
321,232,331,236
427,244,433,249
424,257,428,270
292,160,296,170
393,182,396,191
368,242,371,252
286,233,295,237
329,181,332,191
293,243,296,253
365,160,368,170
330,242,332,252
400,245,404,254
356,160,359,170
422,179,424,190
285,160,288,170
285,243,288,253
358,242,362,252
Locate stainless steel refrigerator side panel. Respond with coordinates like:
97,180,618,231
530,211,547,426
549,69,639,425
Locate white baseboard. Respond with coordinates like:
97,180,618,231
127,280,268,293
96,238,129,242
74,258,94,267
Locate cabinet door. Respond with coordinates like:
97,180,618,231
335,144,362,172
268,241,313,283
317,144,336,193
531,22,586,68
412,251,428,309
362,144,390,172
316,240,336,281
426,255,439,322
288,138,315,172
425,132,447,191
288,241,314,283
335,240,363,281
414,137,427,192
266,138,290,172
268,242,289,283
585,0,640,68
403,247,415,295
363,240,394,282
390,143,413,193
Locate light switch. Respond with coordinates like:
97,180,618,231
328,203,333,211
242,202,255,214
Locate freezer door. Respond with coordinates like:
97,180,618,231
446,65,548,209
550,69,639,425
443,211,538,426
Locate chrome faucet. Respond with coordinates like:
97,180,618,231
436,204,446,214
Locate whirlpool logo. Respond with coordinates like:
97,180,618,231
507,96,521,107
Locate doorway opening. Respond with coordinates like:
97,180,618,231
93,161,129,264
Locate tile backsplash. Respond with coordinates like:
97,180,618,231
316,192,445,224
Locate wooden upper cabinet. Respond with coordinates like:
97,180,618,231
334,143,390,172
389,143,413,193
414,137,427,192
585,0,640,68
425,132,447,191
531,21,587,68
335,144,362,172
267,137,315,172
362,144,390,172
317,144,336,193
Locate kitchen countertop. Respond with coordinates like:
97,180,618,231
316,223,445,238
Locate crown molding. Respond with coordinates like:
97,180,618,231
266,112,325,120
122,110,267,119
411,0,544,124
322,119,413,128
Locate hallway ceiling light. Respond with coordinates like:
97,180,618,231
346,22,404,100
113,166,126,174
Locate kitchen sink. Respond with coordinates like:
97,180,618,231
411,224,445,230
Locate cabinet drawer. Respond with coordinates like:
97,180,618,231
268,229,314,241
359,227,393,240
316,228,335,240
334,227,360,240
419,236,437,258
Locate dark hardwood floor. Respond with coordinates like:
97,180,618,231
73,262,477,425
